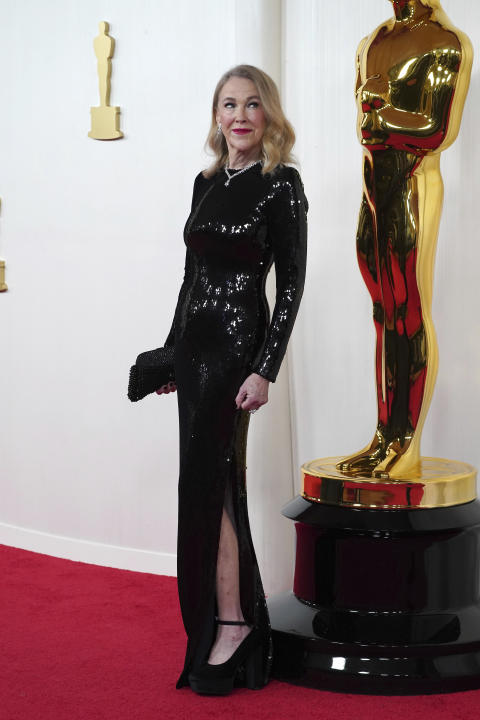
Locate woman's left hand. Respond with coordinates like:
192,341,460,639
235,373,269,412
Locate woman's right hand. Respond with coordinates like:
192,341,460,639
156,381,177,395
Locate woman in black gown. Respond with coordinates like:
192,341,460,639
157,64,308,695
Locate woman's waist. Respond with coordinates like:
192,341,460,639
176,292,268,340
185,276,267,310
183,296,268,327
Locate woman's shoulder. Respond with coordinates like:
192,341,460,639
190,169,215,201
266,164,308,210
266,164,306,195
267,164,302,183
194,169,213,187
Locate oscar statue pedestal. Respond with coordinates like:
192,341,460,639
267,457,480,694
88,106,123,140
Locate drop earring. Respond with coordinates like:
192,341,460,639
216,122,222,136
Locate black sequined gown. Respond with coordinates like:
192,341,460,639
164,163,308,689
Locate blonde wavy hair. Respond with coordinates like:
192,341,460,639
203,64,296,178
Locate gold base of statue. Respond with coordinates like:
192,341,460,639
301,456,476,510
88,106,123,140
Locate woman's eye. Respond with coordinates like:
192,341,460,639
224,102,235,108
248,102,259,108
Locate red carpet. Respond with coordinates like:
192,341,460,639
1,543,479,720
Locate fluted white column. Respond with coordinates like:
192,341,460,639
230,0,296,595
234,0,282,84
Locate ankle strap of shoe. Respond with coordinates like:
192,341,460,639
215,616,248,626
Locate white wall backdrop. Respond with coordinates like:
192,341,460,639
0,0,479,596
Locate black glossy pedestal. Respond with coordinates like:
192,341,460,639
267,496,480,694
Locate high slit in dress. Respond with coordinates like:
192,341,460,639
163,163,308,688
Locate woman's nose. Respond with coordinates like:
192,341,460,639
235,106,247,121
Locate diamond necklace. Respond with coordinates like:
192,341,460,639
224,160,261,187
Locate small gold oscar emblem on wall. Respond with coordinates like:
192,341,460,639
0,260,7,292
88,21,123,140
0,199,6,293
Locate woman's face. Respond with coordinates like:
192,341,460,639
216,77,267,162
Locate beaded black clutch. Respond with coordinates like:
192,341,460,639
127,345,175,402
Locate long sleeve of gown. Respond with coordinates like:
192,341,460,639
163,174,203,348
250,168,308,382
164,245,194,348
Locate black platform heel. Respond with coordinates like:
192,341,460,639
188,618,264,695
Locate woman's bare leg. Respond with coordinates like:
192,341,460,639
207,506,252,664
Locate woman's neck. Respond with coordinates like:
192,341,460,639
227,149,261,170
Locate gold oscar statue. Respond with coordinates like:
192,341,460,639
338,0,472,478
268,3,480,694
88,21,123,140
302,0,475,508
